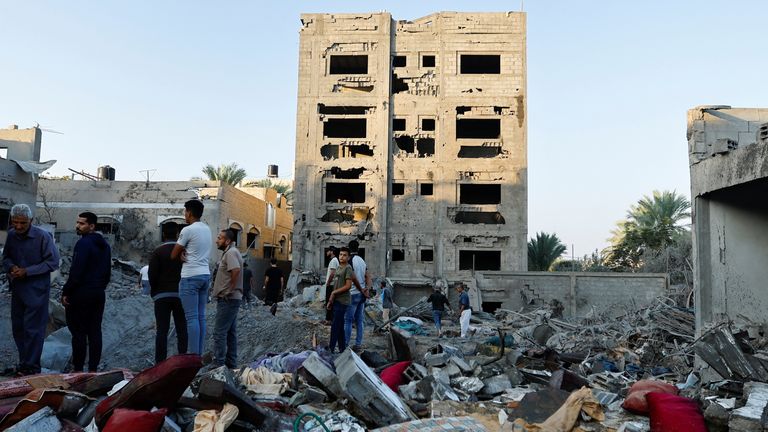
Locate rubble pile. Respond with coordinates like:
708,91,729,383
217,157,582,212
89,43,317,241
2,269,768,430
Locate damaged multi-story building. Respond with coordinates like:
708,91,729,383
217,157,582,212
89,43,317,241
292,12,528,300
687,106,768,332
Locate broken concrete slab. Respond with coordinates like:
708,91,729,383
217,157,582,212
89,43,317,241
335,349,416,427
480,374,513,396
506,388,570,424
728,381,768,431
300,352,344,399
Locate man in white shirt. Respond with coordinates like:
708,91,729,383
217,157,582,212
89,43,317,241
171,199,212,355
138,265,150,295
323,247,339,325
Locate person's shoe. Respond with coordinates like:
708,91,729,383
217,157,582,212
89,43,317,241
270,303,278,316
351,345,363,353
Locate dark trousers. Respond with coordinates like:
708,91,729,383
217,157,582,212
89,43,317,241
329,301,348,353
11,287,49,374
264,287,280,305
65,298,105,372
213,298,241,368
154,297,188,364
324,285,333,322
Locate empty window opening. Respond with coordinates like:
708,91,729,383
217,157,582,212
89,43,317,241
392,74,409,93
324,118,367,138
420,249,434,262
458,146,502,158
416,138,435,156
392,183,405,195
456,119,501,139
246,228,259,249
325,182,366,203
321,144,339,159
460,184,501,204
463,237,473,243
493,106,504,115
421,118,435,131
420,183,433,196
460,55,501,74
393,56,406,67
0,208,9,230
422,55,435,68
393,118,406,131
346,144,374,158
395,136,415,153
482,301,503,313
456,106,472,115
329,55,368,75
392,249,405,261
330,167,365,179
455,211,505,224
319,104,370,115
459,250,501,270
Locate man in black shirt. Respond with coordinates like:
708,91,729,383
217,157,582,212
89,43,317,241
427,286,452,337
263,258,284,312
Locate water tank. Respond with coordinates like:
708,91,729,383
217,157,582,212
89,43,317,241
97,165,115,181
267,165,278,178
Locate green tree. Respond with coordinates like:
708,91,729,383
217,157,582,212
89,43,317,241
528,232,567,271
604,190,691,271
201,163,247,186
244,178,294,204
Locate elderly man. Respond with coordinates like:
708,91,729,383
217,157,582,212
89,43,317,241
2,204,60,376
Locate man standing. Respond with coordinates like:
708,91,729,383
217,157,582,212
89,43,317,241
323,247,339,325
427,286,452,337
148,222,187,364
326,247,353,353
241,262,253,307
62,212,111,372
138,264,150,295
171,200,212,355
456,283,472,338
381,281,393,324
211,229,243,368
2,204,60,376
263,258,284,311
344,240,370,352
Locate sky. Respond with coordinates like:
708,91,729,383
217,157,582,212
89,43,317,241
2,1,767,257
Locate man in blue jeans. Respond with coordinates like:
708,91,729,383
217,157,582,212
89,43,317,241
327,247,353,353
344,240,370,352
171,200,212,355
211,229,242,368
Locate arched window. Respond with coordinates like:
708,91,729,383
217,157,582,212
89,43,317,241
246,227,260,251
229,222,243,246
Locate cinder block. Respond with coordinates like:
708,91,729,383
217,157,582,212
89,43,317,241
301,352,344,399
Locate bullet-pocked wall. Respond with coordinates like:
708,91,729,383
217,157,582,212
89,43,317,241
293,12,527,283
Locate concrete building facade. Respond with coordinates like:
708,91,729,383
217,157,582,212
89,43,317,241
687,106,768,332
292,12,527,288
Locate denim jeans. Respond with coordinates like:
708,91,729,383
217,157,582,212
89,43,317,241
344,293,365,347
329,301,348,353
179,274,210,354
432,310,443,332
213,298,240,368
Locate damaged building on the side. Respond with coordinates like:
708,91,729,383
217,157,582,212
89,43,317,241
0,125,55,244
292,12,528,300
687,106,768,333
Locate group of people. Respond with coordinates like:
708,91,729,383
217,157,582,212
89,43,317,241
3,204,111,375
3,199,285,375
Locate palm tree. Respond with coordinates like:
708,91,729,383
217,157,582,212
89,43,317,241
201,163,247,186
528,232,567,271
244,178,294,203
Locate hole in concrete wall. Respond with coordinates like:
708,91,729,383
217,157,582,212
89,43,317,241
421,118,435,131
460,184,501,204
392,74,409,93
463,237,473,242
321,209,355,223
392,249,405,261
454,211,505,224
393,55,406,67
330,167,365,179
482,301,503,313
319,104,370,115
494,106,504,115
459,250,501,270
456,107,471,115
422,55,435,68
456,119,501,139
458,146,501,158
0,208,9,230
393,118,406,131
460,55,501,74
420,249,434,262
329,55,368,74
420,183,433,196
346,144,374,158
395,136,415,153
416,138,435,156
392,183,405,195
324,118,367,138
321,144,340,159
325,182,366,203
